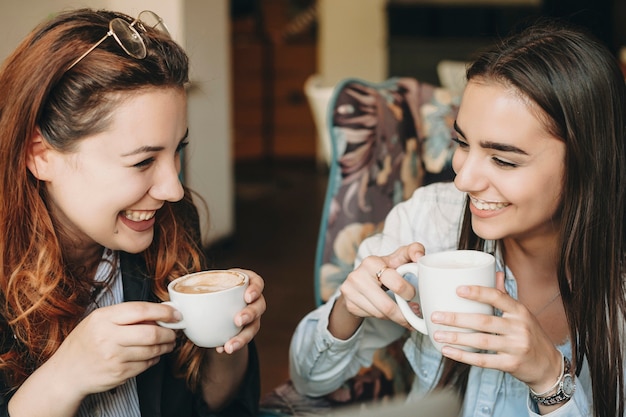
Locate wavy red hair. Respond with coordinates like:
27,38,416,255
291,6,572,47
0,9,207,392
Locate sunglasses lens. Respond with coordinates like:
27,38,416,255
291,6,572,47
138,10,171,37
110,18,146,59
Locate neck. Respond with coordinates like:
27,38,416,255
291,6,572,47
48,199,105,279
500,237,559,285
500,238,569,345
62,241,105,280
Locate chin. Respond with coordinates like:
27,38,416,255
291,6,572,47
117,235,155,254
470,223,506,242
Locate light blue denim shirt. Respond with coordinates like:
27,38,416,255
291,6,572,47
289,182,593,416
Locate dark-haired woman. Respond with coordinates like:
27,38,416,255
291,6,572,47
291,21,625,417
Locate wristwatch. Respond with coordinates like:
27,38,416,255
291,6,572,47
530,356,576,406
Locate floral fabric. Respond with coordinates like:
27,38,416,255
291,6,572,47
315,77,459,305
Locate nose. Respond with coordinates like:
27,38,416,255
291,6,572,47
452,148,488,193
150,160,184,202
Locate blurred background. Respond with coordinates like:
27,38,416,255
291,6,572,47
1,0,625,397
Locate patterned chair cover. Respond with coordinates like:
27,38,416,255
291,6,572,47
315,76,458,305
260,77,459,416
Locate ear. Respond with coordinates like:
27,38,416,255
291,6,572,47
26,128,54,181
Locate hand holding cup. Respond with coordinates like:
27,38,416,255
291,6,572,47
157,270,249,348
393,250,495,352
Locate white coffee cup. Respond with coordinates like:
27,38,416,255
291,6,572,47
157,270,249,348
393,250,495,352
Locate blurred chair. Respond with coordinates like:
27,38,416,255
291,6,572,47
261,76,459,416
304,74,335,169
314,77,459,306
436,60,469,96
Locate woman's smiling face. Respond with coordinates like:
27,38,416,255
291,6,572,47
452,80,566,245
36,87,188,255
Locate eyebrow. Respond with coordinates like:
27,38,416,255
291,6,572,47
121,129,189,157
454,120,528,156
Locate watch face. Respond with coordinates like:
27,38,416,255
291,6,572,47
562,374,575,397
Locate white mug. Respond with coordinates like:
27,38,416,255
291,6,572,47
393,250,495,352
157,270,249,348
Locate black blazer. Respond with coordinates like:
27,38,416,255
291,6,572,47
0,252,261,417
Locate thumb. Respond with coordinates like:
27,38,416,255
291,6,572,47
407,242,426,262
383,242,425,268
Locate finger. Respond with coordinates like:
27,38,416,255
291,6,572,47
340,284,377,317
224,320,261,354
347,285,410,326
101,302,182,326
232,269,264,303
408,301,422,318
379,268,416,301
116,322,178,347
358,257,414,298
407,242,427,262
381,243,425,269
356,268,414,324
496,271,506,293
342,260,412,324
353,257,390,293
114,340,177,362
439,343,528,377
433,323,502,353
235,296,266,327
431,310,503,335
439,345,504,369
456,285,517,314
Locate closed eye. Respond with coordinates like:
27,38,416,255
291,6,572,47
133,137,188,169
492,157,518,168
452,136,518,168
451,136,468,148
176,140,189,153
133,157,155,169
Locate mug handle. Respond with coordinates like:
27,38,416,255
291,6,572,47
156,301,186,329
393,263,428,335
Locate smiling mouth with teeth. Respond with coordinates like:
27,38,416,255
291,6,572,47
470,196,510,211
123,210,156,222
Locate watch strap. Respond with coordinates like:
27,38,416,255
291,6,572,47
530,355,575,406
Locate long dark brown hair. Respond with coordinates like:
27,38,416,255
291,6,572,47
436,22,626,417
0,9,208,391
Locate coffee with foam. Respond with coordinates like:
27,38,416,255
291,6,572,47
159,269,250,347
173,271,245,294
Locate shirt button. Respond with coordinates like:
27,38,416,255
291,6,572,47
420,368,429,377
480,405,491,414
